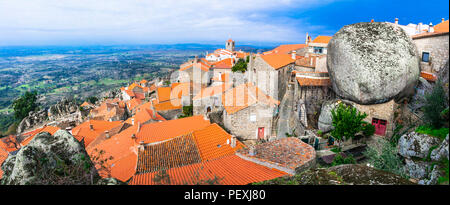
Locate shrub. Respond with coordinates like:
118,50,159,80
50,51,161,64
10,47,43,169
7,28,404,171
331,103,368,144
415,125,449,141
178,105,193,118
331,153,356,166
361,122,375,137
364,138,407,178
231,58,247,73
423,81,448,128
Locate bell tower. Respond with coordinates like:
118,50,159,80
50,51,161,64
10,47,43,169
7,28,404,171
226,39,235,51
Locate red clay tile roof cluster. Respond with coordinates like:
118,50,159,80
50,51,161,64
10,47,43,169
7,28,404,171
136,115,210,144
211,58,234,69
90,98,126,121
0,146,8,178
72,120,122,147
179,60,211,72
237,137,315,171
222,83,280,114
0,135,21,153
80,101,93,107
129,155,287,185
261,53,295,69
20,126,61,147
420,71,438,82
126,98,143,111
264,44,306,55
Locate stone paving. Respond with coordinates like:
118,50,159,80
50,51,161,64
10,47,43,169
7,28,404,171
237,137,316,172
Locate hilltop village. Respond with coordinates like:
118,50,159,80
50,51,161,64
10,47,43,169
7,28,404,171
0,18,449,185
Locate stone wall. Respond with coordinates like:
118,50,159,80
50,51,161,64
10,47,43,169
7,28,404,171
193,95,223,116
351,99,399,138
223,104,275,140
413,34,449,73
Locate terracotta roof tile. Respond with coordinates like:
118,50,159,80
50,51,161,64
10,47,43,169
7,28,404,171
312,36,332,44
136,115,210,144
72,120,122,147
0,147,8,178
434,20,449,33
0,135,20,153
129,155,287,185
157,87,172,102
265,44,306,54
420,71,437,82
222,83,280,114
212,58,234,69
296,77,331,86
80,101,92,107
261,53,295,69
20,126,61,147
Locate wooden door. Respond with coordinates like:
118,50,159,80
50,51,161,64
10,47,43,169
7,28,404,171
372,118,387,136
258,127,265,140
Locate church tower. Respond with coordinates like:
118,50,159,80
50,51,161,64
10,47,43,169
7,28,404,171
226,39,235,51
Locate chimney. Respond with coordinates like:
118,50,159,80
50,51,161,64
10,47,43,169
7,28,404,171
428,23,434,33
131,118,135,125
305,33,309,45
395,18,399,24
105,130,110,139
291,50,297,60
131,133,136,139
137,122,141,133
418,23,423,33
89,124,94,131
139,141,145,152
442,18,445,23
65,127,72,135
231,135,237,148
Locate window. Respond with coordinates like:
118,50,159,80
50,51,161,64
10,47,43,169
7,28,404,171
314,47,323,54
422,52,430,62
250,114,256,122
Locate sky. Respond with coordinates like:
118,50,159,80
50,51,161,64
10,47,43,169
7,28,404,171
0,0,448,46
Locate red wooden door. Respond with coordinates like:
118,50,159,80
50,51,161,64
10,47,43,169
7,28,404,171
258,127,265,140
372,118,387,136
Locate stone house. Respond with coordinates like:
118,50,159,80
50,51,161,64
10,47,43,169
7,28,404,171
291,71,335,128
248,53,295,101
222,83,280,141
412,19,449,75
193,83,232,116
178,57,212,87
303,35,332,55
350,99,400,138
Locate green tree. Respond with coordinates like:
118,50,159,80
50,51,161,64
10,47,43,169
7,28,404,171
423,81,448,128
87,96,98,104
12,91,38,120
331,103,369,145
232,58,247,73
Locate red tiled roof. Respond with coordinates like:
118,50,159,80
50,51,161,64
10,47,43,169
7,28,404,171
312,36,332,44
420,71,437,82
261,53,295,69
212,58,234,69
136,115,210,144
20,126,61,147
296,77,331,86
0,147,8,178
127,98,143,111
157,87,172,102
222,83,280,114
0,135,20,153
80,101,92,107
72,120,122,147
193,124,245,161
266,44,306,54
129,155,287,185
434,20,449,33
153,98,182,111
87,125,140,182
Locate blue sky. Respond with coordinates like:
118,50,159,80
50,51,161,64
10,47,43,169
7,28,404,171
0,0,448,46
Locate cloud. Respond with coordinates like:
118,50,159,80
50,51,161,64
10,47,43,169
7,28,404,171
0,0,337,45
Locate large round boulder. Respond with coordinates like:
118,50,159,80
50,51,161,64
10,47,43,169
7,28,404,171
327,22,420,104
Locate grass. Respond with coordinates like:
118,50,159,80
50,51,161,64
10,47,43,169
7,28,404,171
415,125,449,141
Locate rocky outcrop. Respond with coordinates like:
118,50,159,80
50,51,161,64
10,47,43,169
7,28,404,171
318,100,338,132
257,164,414,185
16,110,48,134
100,88,122,100
327,22,420,104
430,135,449,161
96,178,127,185
438,60,449,98
1,130,98,185
398,132,441,158
48,97,80,121
398,132,449,185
